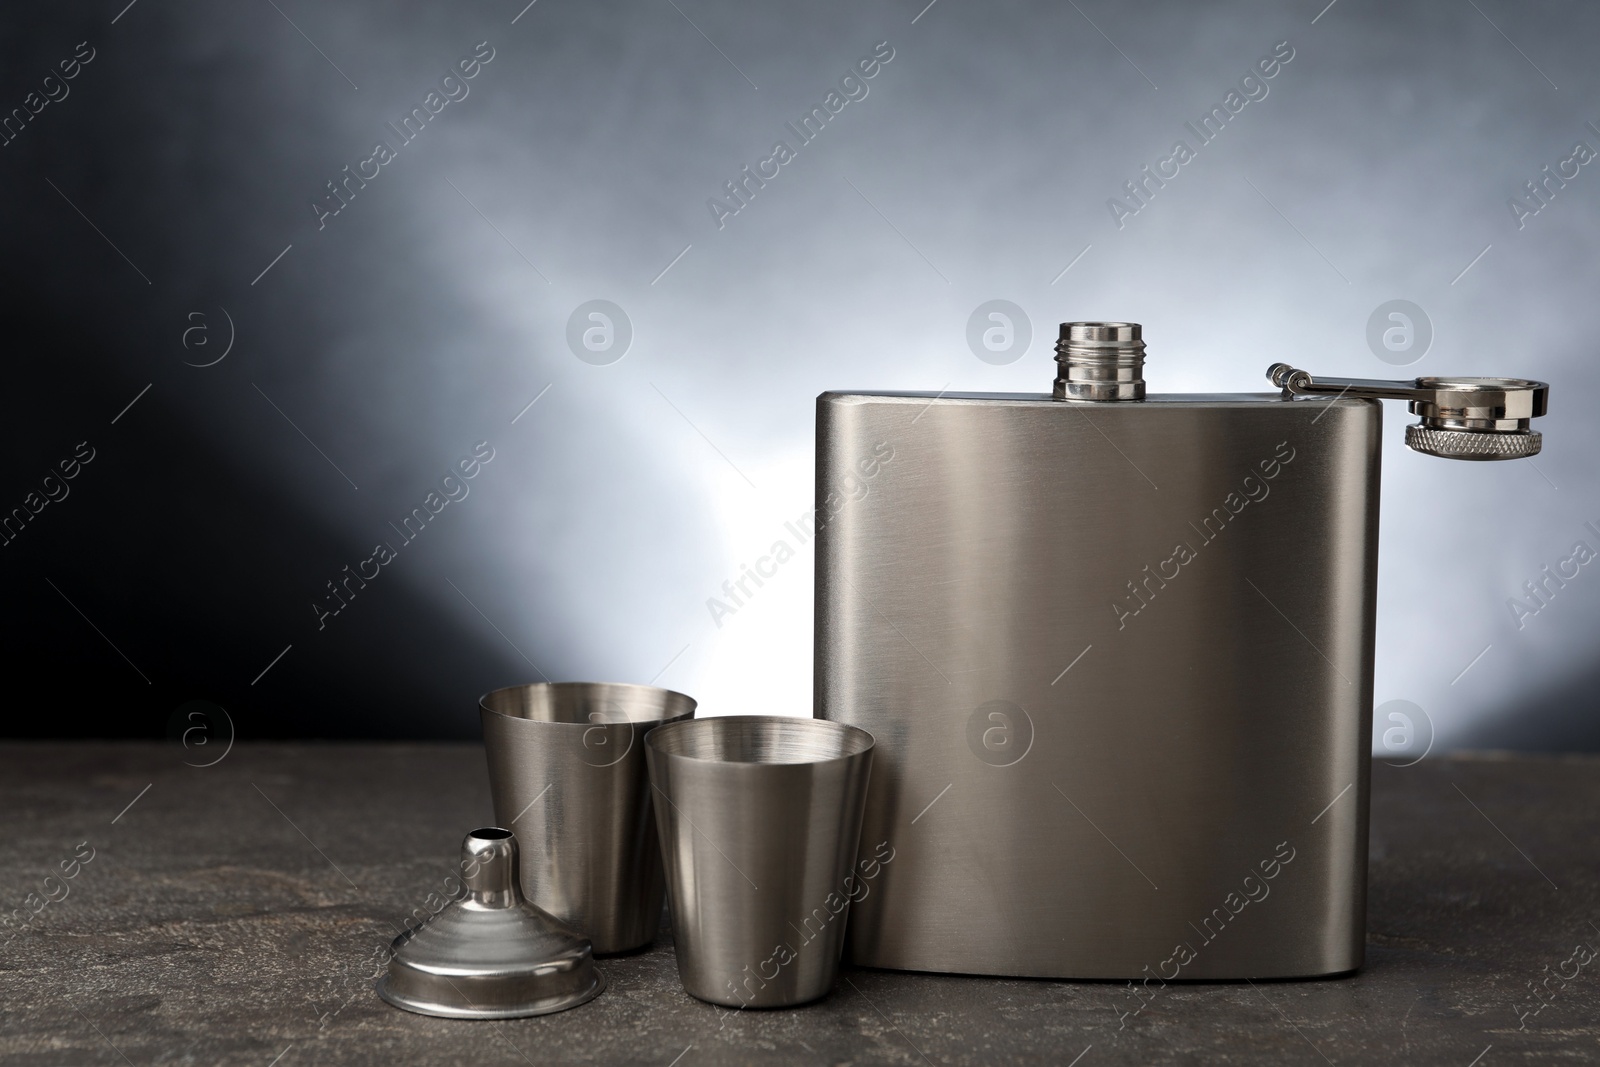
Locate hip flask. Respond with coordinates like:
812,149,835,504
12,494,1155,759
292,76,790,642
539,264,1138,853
815,321,1548,979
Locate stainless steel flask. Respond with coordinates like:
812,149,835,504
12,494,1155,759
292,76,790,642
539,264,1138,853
814,321,1547,980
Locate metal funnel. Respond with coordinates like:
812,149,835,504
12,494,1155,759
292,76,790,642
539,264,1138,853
376,827,605,1019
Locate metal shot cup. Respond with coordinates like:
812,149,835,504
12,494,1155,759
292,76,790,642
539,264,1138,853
480,682,696,954
645,716,875,1008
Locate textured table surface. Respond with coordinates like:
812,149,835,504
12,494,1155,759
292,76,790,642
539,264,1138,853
2,743,1597,1066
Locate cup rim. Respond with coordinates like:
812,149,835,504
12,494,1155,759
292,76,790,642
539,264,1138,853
644,714,874,766
479,681,697,728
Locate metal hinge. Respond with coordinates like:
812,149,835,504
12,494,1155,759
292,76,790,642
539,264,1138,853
1267,364,1549,460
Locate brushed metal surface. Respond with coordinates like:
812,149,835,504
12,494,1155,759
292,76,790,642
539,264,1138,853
377,828,604,1019
480,682,695,954
645,716,875,1007
815,390,1381,979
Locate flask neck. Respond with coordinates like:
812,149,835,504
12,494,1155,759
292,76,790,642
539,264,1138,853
1053,321,1145,401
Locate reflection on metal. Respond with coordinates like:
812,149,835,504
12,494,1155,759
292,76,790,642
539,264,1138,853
480,681,695,954
376,828,604,1019
646,716,875,1008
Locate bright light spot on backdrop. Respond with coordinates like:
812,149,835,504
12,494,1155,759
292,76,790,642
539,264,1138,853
689,446,816,719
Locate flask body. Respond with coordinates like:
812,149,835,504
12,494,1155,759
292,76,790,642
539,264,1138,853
815,389,1380,979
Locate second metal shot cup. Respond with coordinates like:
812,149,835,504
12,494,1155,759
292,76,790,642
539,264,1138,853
645,715,875,1008
481,682,696,954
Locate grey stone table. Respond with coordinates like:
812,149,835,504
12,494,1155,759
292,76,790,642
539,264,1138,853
2,743,1597,1066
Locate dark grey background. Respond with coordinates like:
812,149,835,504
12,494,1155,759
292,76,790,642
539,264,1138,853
2,0,1595,748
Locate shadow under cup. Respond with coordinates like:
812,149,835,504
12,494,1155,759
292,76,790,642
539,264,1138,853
480,682,696,955
645,716,875,1008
